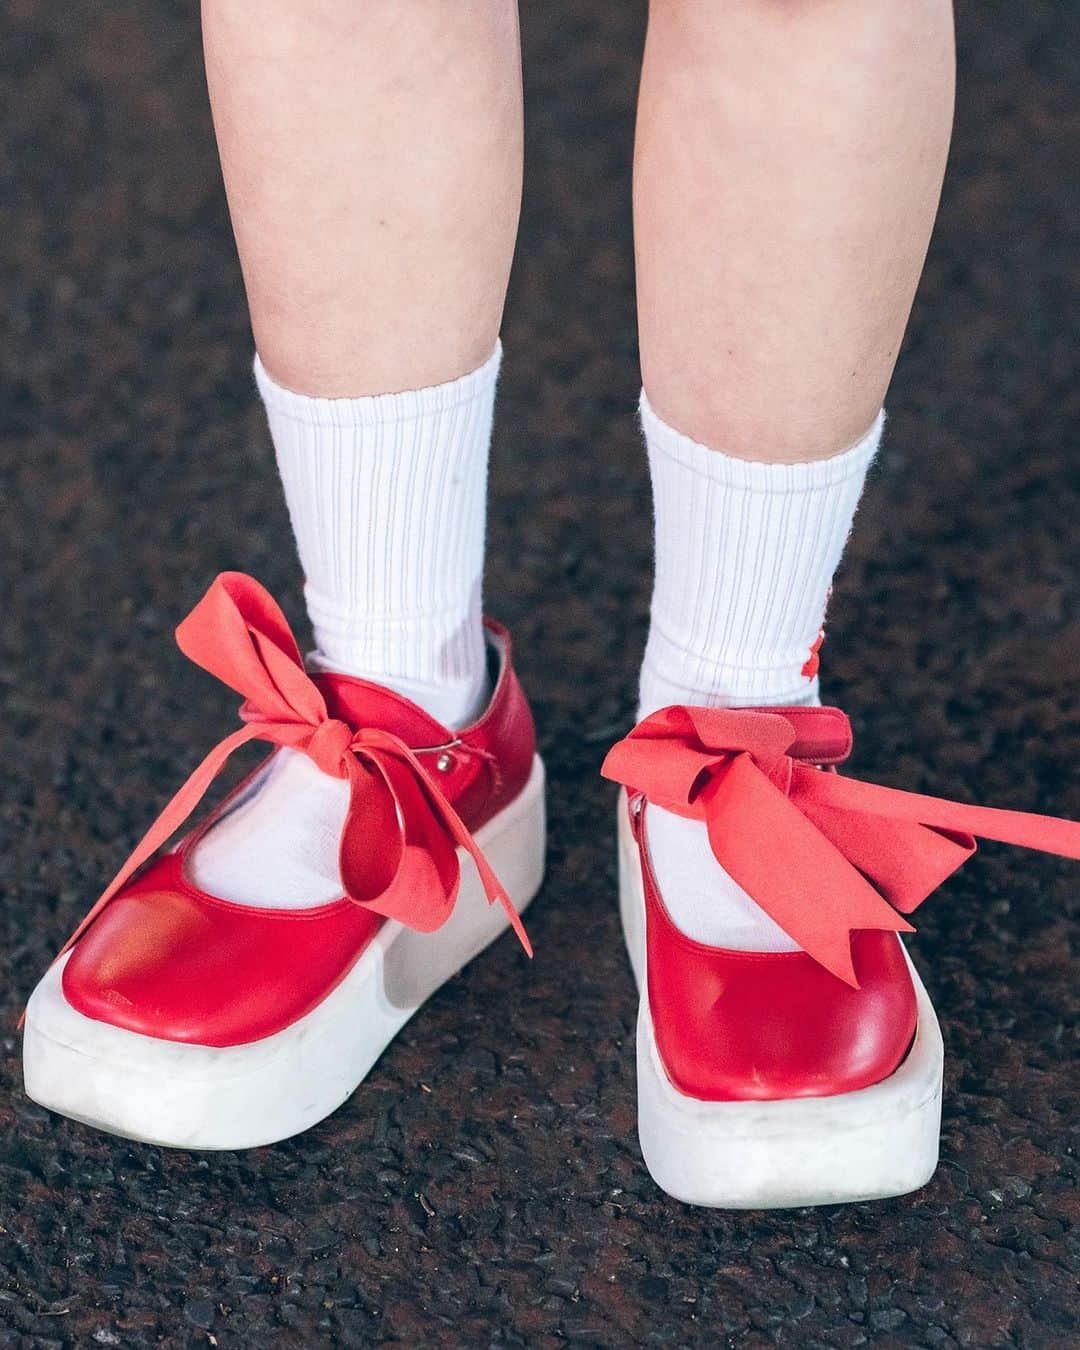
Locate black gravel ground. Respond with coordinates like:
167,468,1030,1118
2,2,1078,1346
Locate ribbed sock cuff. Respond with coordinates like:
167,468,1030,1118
638,392,882,716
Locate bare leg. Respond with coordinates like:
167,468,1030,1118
202,0,523,394
635,0,955,460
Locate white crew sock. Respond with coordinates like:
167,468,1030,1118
190,348,500,909
259,343,500,729
637,392,881,950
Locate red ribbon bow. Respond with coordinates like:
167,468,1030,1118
56,572,532,964
602,704,1080,986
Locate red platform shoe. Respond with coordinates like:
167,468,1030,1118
22,573,545,1148
604,704,1080,1208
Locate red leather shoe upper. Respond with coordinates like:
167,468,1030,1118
62,854,386,1046
604,701,1080,1103
60,574,535,1047
632,798,917,1101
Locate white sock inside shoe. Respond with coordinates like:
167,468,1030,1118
190,349,501,909
637,392,881,949
190,751,349,909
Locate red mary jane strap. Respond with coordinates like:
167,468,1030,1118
602,704,1080,987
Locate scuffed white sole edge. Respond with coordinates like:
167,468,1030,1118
617,791,943,1209
22,756,546,1151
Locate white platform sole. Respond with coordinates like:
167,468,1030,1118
617,793,943,1209
22,757,546,1151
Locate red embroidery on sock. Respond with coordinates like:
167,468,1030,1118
802,630,824,680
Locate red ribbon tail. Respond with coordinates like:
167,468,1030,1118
420,766,534,959
51,724,262,966
702,756,913,988
462,825,534,959
801,770,1080,865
